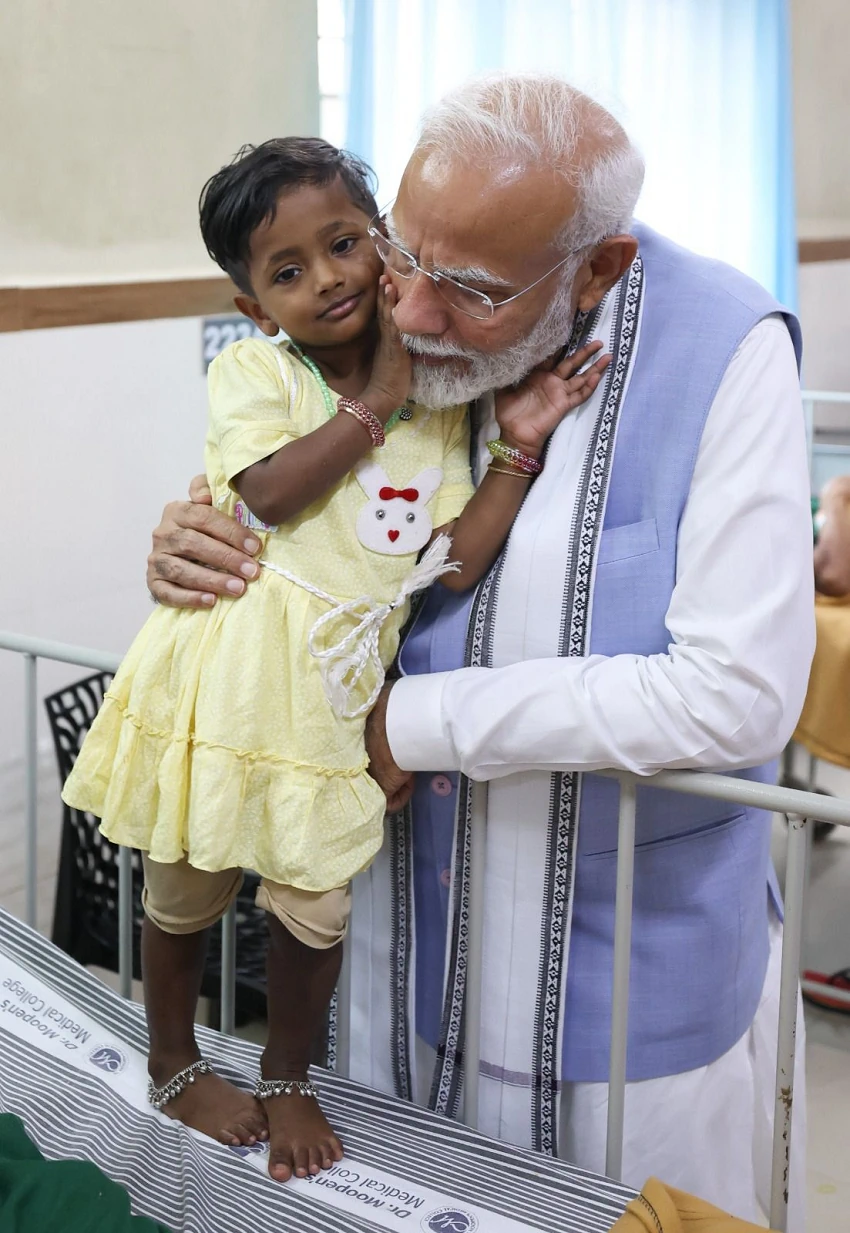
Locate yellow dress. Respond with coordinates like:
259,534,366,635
62,339,474,890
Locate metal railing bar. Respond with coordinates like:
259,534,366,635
800,389,850,403
806,753,818,793
0,631,122,674
602,768,850,827
463,781,488,1129
117,846,133,1001
24,654,38,928
605,779,637,1181
335,939,352,1077
769,815,808,1233
220,903,236,1035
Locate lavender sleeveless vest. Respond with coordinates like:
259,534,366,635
400,224,802,1082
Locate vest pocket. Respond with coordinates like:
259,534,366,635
597,517,659,564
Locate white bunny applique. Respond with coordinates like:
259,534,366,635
260,458,458,719
355,460,443,555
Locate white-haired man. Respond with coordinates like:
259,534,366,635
147,75,813,1227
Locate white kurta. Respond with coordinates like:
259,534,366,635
381,315,812,1230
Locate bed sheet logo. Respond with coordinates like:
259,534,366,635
421,1208,479,1232
229,1141,268,1158
88,1045,127,1074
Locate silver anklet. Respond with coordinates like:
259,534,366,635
147,1059,213,1109
254,1078,318,1100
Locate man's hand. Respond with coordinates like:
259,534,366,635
147,474,262,608
365,684,415,813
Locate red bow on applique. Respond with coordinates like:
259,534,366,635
378,486,419,502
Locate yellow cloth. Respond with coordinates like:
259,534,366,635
610,1178,775,1232
63,339,474,889
793,594,850,767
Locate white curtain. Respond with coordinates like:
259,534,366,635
345,0,797,305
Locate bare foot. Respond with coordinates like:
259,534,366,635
150,1057,268,1147
261,1085,344,1181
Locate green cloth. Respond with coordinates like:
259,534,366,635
0,1114,172,1233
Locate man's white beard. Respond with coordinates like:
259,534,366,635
404,276,576,408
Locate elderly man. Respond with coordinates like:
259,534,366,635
148,75,812,1227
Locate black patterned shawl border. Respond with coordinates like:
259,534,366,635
427,768,474,1115
389,804,414,1101
426,557,499,1116
327,992,338,1072
531,255,645,1156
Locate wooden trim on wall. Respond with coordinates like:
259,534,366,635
798,237,850,264
0,277,237,332
2,240,849,330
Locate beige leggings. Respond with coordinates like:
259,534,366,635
141,854,351,950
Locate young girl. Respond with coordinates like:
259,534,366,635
62,137,607,1183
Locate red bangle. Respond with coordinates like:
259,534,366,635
338,397,386,448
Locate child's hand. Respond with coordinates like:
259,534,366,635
362,276,412,421
494,341,611,457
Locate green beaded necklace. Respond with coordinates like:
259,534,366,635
291,345,411,433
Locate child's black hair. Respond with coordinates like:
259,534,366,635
199,137,379,295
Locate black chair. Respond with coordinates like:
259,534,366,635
44,671,269,1024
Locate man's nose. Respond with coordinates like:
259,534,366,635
391,269,451,337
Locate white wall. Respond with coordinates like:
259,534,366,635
0,0,319,283
798,262,850,441
791,0,850,240
799,263,850,393
0,318,210,794
790,1,850,437
0,0,320,851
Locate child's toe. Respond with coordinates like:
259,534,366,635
268,1150,293,1182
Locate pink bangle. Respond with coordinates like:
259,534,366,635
338,396,386,448
486,438,543,475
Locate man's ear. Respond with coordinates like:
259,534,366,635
575,235,639,312
233,293,279,337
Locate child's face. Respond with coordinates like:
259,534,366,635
235,178,383,348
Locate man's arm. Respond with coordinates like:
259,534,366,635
147,476,261,607
372,317,815,783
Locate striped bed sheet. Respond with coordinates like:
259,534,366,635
0,907,632,1232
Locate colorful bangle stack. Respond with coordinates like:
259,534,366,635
338,396,386,448
486,438,544,475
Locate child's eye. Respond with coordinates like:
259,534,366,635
275,266,300,284
332,237,358,256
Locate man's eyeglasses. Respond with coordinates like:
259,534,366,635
367,208,585,322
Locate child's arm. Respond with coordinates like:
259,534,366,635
235,281,409,526
437,341,610,591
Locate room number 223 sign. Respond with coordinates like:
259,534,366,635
201,315,266,371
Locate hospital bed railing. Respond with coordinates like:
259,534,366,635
3,602,850,1232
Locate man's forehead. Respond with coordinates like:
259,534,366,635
394,151,577,276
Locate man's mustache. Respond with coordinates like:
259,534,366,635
400,333,480,362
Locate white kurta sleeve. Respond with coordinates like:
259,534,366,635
387,316,815,779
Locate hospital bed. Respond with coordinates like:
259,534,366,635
0,905,633,1233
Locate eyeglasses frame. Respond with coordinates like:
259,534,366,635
367,207,592,321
